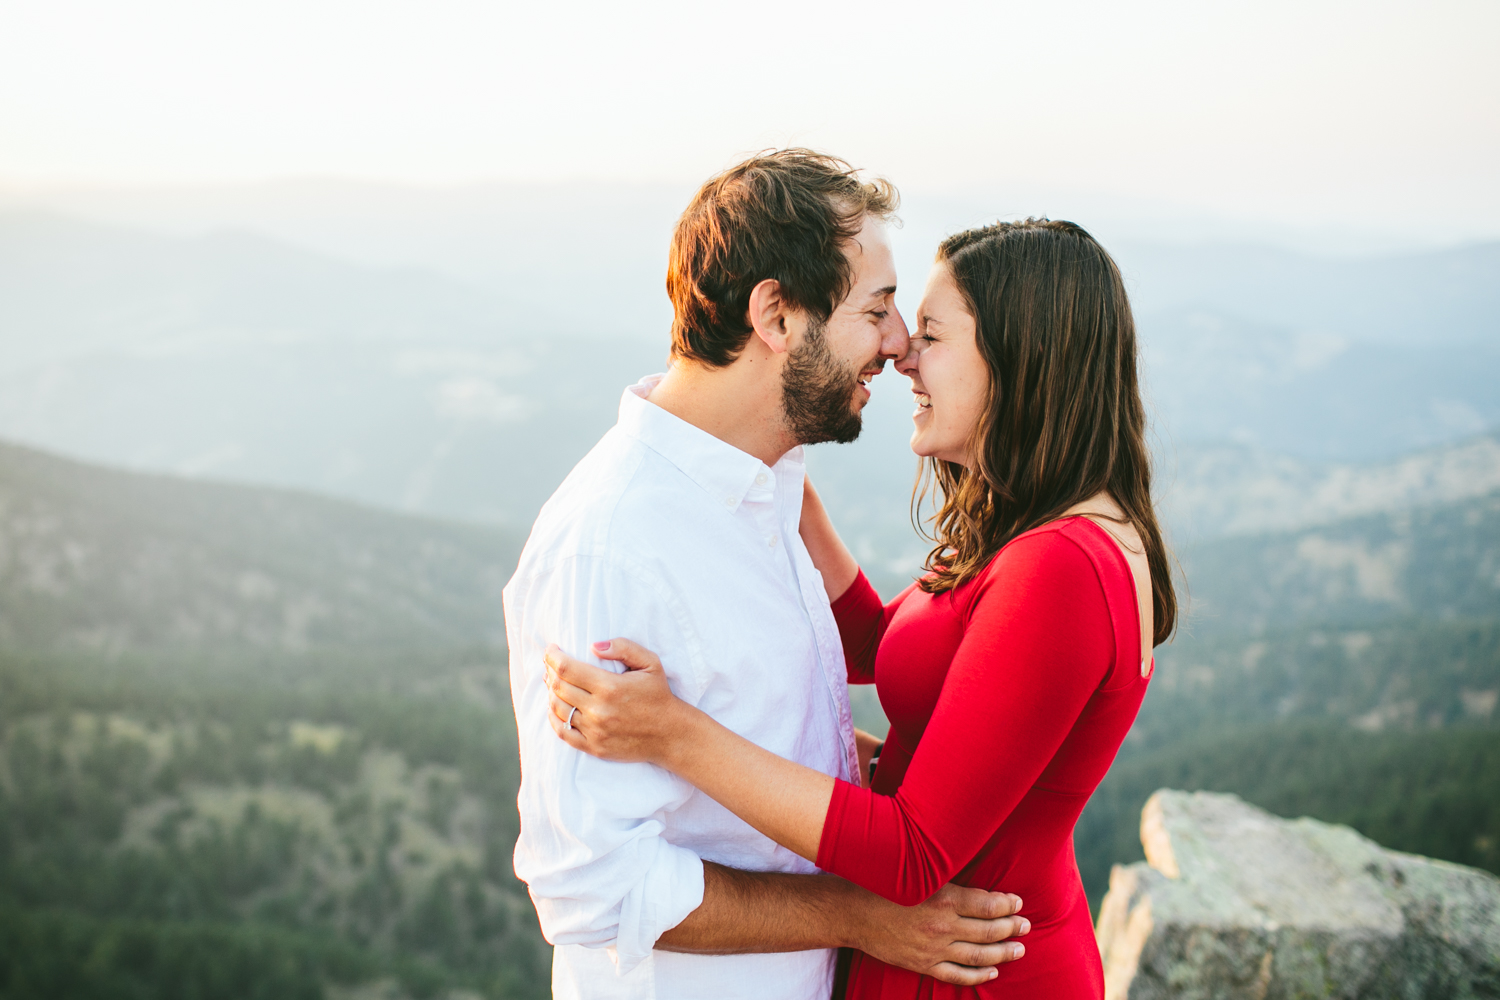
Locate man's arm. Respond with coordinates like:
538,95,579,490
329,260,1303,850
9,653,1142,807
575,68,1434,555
507,557,711,974
658,862,1028,988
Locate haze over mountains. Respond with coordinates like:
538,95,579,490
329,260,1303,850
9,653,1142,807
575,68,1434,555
2,185,1498,561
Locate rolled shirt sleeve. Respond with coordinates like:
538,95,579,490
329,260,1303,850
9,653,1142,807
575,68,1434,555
506,552,709,975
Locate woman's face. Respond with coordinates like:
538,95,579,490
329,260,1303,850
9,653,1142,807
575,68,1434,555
896,263,989,467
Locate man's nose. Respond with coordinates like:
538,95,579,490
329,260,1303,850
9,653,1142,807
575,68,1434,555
880,304,910,360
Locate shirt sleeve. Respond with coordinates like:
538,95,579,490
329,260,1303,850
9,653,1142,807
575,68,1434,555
830,570,918,684
505,552,709,975
815,533,1115,905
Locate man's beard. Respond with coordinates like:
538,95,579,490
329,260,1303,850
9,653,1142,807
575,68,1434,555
781,317,867,446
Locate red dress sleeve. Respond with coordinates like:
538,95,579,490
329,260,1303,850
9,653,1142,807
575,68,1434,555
816,532,1116,905
830,570,919,684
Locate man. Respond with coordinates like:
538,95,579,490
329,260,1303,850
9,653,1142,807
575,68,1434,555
505,151,1024,1000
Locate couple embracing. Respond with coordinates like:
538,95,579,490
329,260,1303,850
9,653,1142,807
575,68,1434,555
504,150,1176,1000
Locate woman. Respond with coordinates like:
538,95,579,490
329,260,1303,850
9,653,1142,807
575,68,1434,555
543,218,1176,998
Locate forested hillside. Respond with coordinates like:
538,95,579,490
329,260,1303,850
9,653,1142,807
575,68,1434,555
0,444,547,999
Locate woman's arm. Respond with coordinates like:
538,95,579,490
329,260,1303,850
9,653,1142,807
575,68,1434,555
800,476,859,602
816,534,1117,904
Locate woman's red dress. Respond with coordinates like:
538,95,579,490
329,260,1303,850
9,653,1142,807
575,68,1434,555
821,517,1153,999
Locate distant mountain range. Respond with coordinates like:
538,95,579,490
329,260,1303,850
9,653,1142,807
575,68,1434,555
2,208,1496,543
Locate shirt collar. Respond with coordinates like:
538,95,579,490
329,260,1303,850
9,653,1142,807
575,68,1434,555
616,374,803,513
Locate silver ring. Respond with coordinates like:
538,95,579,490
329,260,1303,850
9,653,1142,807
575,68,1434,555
566,705,578,731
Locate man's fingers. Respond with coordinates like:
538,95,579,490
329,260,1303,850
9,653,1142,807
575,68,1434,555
954,914,1031,944
947,886,1022,920
927,940,1026,985
926,962,1000,987
945,940,1025,967
592,637,660,673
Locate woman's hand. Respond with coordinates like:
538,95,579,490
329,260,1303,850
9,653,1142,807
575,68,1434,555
543,638,702,767
548,636,837,863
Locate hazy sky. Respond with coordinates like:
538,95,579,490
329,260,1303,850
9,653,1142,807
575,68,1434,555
2,0,1497,238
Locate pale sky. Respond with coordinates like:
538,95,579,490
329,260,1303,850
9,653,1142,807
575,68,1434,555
2,0,1498,238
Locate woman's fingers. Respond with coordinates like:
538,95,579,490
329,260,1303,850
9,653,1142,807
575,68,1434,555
543,643,615,693
545,666,593,713
545,694,590,751
590,637,662,673
548,690,584,732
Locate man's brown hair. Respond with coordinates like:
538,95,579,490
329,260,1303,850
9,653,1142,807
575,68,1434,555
666,149,899,368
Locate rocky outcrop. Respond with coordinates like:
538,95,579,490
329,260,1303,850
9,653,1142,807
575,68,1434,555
1094,790,1500,999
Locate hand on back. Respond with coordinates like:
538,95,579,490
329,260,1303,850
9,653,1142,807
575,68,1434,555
857,883,1029,985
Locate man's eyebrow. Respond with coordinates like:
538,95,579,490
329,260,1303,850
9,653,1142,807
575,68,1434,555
867,285,897,300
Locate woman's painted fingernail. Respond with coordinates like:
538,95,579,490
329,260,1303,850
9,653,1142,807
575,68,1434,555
592,641,611,653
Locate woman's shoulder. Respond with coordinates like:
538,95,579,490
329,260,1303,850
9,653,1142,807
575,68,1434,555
972,517,1125,596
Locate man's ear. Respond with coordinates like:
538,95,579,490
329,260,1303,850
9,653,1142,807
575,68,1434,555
747,278,793,356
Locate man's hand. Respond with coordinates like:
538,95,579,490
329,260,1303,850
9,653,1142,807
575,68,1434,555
656,864,1026,987
850,882,1028,986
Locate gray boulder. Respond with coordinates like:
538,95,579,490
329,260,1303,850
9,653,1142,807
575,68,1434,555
1094,789,1500,999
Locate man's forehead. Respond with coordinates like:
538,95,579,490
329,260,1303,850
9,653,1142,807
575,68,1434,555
848,219,898,295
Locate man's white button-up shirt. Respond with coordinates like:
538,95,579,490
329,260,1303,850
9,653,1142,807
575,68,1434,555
505,375,859,1000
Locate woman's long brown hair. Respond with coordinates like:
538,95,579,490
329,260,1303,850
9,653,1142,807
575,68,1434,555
916,218,1178,647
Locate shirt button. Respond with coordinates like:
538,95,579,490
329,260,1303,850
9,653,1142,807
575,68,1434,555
755,472,769,485
768,535,778,548
724,496,736,508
